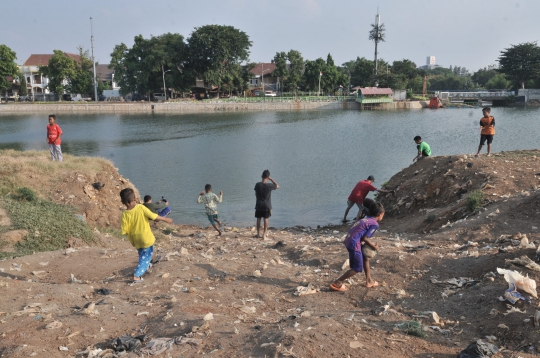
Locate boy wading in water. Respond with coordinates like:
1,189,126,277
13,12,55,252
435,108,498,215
46,114,63,162
120,188,173,283
254,170,279,240
197,184,223,236
330,202,385,291
475,107,495,157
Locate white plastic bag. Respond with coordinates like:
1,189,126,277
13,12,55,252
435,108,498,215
497,268,538,298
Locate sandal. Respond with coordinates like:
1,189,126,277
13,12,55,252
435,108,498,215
365,281,379,288
132,277,144,284
330,283,348,292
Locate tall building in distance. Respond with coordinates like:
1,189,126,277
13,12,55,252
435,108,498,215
420,55,441,70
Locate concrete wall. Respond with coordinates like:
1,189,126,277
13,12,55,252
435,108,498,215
517,89,540,102
0,101,361,114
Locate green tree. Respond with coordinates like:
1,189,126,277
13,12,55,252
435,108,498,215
97,80,110,95
485,74,510,89
0,44,19,93
471,65,498,87
272,51,288,92
187,25,252,98
341,57,374,88
39,50,77,98
19,76,28,96
286,50,304,94
303,58,326,92
391,59,418,79
69,46,93,95
498,41,540,89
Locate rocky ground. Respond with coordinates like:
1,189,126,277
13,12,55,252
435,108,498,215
1,150,540,357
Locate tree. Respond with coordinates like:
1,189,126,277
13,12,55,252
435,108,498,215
391,59,417,79
368,12,385,81
69,47,93,95
303,58,326,92
341,57,374,87
286,50,304,94
187,25,252,98
485,74,510,90
0,44,19,93
498,41,540,89
109,33,192,96
39,50,77,98
272,51,288,92
19,76,28,96
472,65,498,87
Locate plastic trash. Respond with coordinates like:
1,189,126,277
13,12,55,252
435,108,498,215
497,268,537,298
497,283,526,304
203,312,214,321
457,340,499,358
505,256,540,272
111,335,146,352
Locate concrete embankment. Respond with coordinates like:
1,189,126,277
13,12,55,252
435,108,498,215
0,100,425,114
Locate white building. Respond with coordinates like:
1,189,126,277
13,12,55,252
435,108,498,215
420,55,441,70
18,53,80,99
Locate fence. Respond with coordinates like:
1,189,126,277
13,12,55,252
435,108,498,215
205,95,357,103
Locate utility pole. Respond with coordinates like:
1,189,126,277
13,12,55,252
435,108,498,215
261,63,264,95
318,71,322,96
90,17,98,101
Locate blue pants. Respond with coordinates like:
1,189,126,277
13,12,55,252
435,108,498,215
157,206,171,217
134,245,154,277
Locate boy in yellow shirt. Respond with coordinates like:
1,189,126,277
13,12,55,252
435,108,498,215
120,188,173,283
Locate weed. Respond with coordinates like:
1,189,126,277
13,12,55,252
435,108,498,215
0,197,95,259
15,187,36,202
426,214,436,223
398,321,425,338
466,190,484,212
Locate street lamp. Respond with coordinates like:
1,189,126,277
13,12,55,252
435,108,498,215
162,65,171,100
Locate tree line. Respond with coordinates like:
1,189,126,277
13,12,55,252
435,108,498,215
2,27,540,98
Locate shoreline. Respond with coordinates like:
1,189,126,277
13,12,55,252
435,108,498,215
0,100,425,114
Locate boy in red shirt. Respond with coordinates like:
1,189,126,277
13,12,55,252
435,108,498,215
475,107,495,157
342,175,392,222
46,114,63,162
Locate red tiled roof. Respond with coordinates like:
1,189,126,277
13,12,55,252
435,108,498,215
249,63,276,77
360,87,393,95
23,53,81,66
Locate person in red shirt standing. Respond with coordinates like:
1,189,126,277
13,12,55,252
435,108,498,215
46,114,63,162
342,175,392,222
475,107,495,157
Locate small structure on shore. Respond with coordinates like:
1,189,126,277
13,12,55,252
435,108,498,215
354,87,393,110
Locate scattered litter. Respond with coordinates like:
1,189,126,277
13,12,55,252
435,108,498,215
345,313,355,321
38,262,48,266
136,311,150,316
70,273,83,283
95,288,112,295
162,273,170,279
111,335,146,352
203,312,214,321
506,256,540,272
341,259,349,271
58,346,69,351
497,324,509,330
261,342,275,347
498,283,526,304
45,321,62,329
497,268,538,298
349,341,363,348
252,270,262,278
82,302,96,316
238,306,256,314
503,305,527,316
457,339,499,358
31,271,46,276
294,284,318,296
535,310,540,327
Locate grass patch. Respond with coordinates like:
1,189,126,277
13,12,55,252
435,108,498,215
0,195,96,259
466,190,484,212
398,321,425,337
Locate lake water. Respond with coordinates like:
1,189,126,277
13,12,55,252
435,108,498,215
1,107,539,228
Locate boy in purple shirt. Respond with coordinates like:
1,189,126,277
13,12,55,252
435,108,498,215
330,202,385,291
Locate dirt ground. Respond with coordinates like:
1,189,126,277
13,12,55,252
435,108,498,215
1,150,540,357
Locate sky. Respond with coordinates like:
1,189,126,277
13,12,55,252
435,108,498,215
2,0,539,72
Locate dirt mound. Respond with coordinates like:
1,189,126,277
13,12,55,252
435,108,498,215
378,150,540,233
0,150,139,228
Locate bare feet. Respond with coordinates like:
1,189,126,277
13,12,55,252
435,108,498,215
365,281,379,288
217,231,222,236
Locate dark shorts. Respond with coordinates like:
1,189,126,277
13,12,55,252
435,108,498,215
480,134,494,145
348,249,364,273
255,210,271,218
207,214,218,224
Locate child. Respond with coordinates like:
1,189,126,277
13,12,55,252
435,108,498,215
46,114,63,162
197,184,223,235
475,107,495,157
413,135,431,162
120,188,173,283
330,202,385,291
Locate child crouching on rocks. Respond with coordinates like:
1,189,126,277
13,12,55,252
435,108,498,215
330,202,385,291
120,188,173,283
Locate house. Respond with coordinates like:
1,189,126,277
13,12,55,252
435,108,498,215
18,53,80,100
1,76,19,101
356,87,394,104
249,63,278,92
95,64,120,90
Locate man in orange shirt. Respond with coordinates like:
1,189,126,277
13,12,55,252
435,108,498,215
46,114,63,162
475,107,495,157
